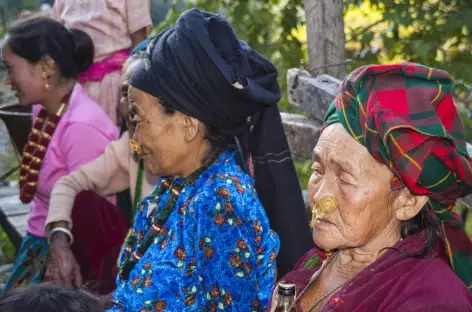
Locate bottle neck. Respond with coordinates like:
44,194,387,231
276,293,295,311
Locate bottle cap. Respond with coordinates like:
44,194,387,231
278,281,296,296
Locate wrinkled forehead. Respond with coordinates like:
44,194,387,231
314,123,378,172
128,85,159,111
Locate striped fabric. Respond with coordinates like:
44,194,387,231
323,62,472,288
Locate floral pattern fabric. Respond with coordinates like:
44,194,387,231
108,151,280,311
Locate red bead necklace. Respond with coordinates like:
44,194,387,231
19,95,69,203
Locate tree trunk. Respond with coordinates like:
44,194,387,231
304,0,345,79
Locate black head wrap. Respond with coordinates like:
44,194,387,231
130,8,313,276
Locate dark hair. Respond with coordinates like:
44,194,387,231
0,284,103,312
395,204,443,258
6,17,94,78
159,98,234,159
69,28,94,73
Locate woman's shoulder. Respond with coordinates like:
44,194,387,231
200,161,257,203
371,255,472,311
190,153,267,221
404,257,471,301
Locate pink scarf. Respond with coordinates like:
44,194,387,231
78,49,131,84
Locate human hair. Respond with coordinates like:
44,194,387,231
6,17,94,78
159,98,234,159
0,284,103,312
122,50,146,72
395,201,443,259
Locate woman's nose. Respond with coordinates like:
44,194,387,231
311,177,336,209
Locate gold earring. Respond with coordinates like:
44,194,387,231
43,71,49,90
129,139,143,156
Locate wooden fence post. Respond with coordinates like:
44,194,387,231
304,0,345,79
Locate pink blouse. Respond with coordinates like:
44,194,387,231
51,0,152,60
27,84,118,237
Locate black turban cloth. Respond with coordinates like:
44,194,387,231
130,8,313,277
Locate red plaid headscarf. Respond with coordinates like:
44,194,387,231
323,62,472,288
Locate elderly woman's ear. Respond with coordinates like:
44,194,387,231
392,187,429,221
181,115,203,143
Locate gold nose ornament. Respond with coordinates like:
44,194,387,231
317,195,338,214
310,195,338,229
129,139,143,156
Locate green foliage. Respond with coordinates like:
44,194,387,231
293,157,312,189
460,111,472,142
154,0,305,108
344,0,472,103
0,227,15,262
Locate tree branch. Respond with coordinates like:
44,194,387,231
346,18,385,43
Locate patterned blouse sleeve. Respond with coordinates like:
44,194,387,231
193,175,280,311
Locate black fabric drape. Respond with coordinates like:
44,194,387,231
249,104,313,276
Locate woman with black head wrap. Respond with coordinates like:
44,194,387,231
109,8,312,311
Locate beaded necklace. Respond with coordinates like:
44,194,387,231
132,158,144,219
119,158,214,280
19,95,69,204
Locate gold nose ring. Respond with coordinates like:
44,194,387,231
317,195,337,214
310,195,338,229
129,139,143,156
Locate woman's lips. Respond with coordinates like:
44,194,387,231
314,218,334,228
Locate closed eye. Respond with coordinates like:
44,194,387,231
339,172,358,185
311,162,322,176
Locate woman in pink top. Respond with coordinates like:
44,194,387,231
51,0,153,125
1,17,128,293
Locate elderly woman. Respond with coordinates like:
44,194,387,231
272,63,472,311
106,8,312,311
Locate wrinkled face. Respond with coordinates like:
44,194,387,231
119,58,141,137
308,123,399,251
128,86,188,176
2,43,45,105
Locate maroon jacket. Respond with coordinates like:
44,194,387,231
273,231,472,311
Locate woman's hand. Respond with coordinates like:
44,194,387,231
45,231,83,288
99,292,113,309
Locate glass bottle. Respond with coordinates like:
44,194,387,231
275,281,296,311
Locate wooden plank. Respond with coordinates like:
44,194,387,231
8,215,27,237
0,195,29,216
0,187,28,250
